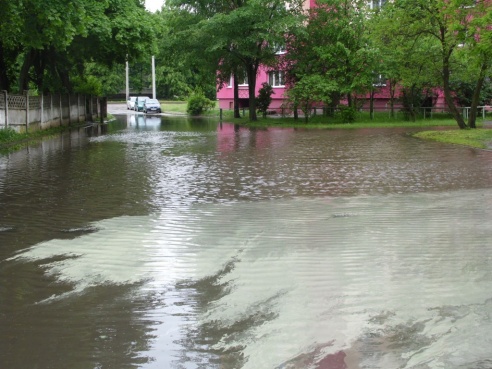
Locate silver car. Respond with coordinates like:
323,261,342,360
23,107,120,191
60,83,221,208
143,99,162,114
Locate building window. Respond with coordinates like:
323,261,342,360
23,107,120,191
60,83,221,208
373,74,387,87
268,71,285,87
370,0,386,9
273,43,286,55
228,74,248,87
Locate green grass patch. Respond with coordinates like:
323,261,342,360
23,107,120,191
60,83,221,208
230,111,459,129
160,100,188,114
0,128,24,143
413,128,492,149
0,126,74,154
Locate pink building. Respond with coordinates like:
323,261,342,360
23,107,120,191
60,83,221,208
216,0,448,113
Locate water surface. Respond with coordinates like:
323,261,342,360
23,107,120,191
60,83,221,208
1,115,491,369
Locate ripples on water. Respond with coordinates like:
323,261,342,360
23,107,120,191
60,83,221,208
1,119,492,369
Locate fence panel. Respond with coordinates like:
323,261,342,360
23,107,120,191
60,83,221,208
0,93,101,133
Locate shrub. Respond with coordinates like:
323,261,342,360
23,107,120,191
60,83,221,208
256,82,274,118
187,90,215,115
338,105,356,123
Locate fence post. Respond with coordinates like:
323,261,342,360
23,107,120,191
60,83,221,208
59,94,63,126
24,91,29,133
100,97,107,124
2,90,7,128
41,94,44,127
77,94,80,123
68,94,72,126
219,108,223,121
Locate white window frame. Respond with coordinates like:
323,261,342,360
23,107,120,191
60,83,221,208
370,0,386,9
273,43,286,55
228,74,249,88
373,73,387,87
268,71,285,87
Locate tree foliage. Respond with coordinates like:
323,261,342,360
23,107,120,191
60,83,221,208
282,0,379,122
0,0,155,94
377,0,492,128
166,0,305,121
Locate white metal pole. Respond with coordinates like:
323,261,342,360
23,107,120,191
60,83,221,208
125,58,129,101
152,56,156,99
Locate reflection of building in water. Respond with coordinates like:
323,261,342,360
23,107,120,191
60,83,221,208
216,123,294,155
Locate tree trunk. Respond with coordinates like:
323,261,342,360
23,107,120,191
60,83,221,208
468,61,488,129
442,56,467,129
233,72,240,118
247,64,257,121
0,42,10,91
369,88,375,120
389,79,396,118
19,48,36,92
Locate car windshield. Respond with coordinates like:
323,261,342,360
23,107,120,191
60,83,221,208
147,99,159,104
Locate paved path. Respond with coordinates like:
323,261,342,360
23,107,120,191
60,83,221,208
107,103,186,116
107,103,145,115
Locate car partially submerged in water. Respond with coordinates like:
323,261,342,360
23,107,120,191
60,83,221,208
143,99,162,114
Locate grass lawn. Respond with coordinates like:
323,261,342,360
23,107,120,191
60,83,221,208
0,126,77,154
229,111,459,129
160,100,188,114
413,128,492,149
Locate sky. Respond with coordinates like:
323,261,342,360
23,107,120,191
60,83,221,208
145,0,164,12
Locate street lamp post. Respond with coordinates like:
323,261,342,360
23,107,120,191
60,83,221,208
125,56,129,101
152,56,156,99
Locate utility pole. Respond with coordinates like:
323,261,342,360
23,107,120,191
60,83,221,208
152,56,156,99
125,55,129,101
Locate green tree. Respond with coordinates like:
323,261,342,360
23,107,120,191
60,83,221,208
154,7,217,100
369,10,442,119
284,0,379,118
167,0,305,121
286,75,337,122
386,0,492,129
0,0,155,94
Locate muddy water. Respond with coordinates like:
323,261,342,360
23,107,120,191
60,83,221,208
1,115,492,369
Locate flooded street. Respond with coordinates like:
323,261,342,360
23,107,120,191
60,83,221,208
1,113,492,369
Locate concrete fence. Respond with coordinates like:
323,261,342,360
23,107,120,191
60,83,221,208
0,91,106,133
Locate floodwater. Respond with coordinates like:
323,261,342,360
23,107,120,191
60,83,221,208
1,113,491,369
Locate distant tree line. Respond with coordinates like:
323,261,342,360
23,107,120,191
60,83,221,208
2,0,491,128
0,0,154,95
161,0,492,127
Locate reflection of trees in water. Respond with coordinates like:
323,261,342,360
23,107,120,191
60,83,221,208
175,255,280,369
0,281,157,368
